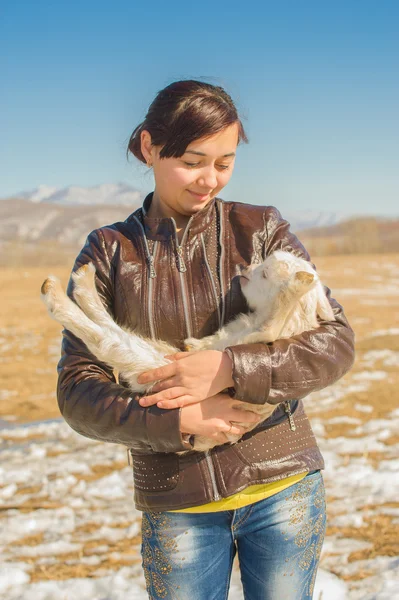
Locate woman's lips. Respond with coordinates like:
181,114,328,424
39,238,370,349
188,190,210,200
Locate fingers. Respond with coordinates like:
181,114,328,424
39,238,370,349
228,424,247,436
229,409,260,424
164,352,192,360
150,377,176,394
157,396,194,409
216,433,232,444
137,362,176,385
138,387,185,407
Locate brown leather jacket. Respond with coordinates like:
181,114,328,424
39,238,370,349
57,192,355,511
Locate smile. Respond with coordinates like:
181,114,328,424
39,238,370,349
188,190,211,200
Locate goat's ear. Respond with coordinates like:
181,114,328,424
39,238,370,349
295,271,314,286
316,282,335,321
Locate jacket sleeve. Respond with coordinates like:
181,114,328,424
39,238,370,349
56,228,193,453
224,206,355,405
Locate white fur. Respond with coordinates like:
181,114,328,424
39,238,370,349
185,250,335,351
41,251,335,452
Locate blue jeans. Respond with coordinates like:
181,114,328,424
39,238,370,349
140,470,326,599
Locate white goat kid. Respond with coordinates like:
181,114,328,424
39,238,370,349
41,250,335,452
185,250,335,351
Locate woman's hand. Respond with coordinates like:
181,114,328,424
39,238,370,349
180,393,262,444
136,350,234,408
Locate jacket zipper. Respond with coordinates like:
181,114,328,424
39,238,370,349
207,201,223,500
217,200,226,326
147,242,159,338
131,215,159,339
170,217,221,501
170,218,193,339
284,400,296,431
133,210,221,501
204,451,221,501
200,232,221,328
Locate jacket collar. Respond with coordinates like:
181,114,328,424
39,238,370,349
136,191,217,241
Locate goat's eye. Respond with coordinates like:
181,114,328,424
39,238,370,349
262,270,268,279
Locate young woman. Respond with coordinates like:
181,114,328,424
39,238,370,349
57,79,355,599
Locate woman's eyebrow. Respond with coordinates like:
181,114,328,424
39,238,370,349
184,150,236,157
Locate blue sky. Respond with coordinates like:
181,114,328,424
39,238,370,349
1,0,398,215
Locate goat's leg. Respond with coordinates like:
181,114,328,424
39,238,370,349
184,312,257,351
41,276,173,391
71,263,178,357
41,276,109,357
71,263,123,335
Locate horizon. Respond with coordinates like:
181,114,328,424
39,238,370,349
2,181,398,220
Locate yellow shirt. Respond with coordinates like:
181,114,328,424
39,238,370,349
168,472,307,513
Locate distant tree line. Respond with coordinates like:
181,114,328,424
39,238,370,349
0,217,398,266
299,217,399,256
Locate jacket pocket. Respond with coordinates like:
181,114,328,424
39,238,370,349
130,451,180,493
230,401,318,467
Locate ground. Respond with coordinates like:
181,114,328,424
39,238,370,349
0,254,398,599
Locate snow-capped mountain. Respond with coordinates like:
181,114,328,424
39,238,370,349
3,184,355,231
0,198,137,247
17,184,59,203
283,210,354,232
12,183,144,207
0,183,145,246
1,184,396,250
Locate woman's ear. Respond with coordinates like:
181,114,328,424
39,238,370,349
316,282,336,322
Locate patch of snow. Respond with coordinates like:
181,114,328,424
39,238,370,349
313,569,348,600
15,541,82,557
327,416,362,425
367,328,399,337
85,472,129,500
0,482,17,499
354,403,373,414
361,349,399,368
334,288,399,296
352,317,371,324
0,390,18,401
0,564,30,594
0,507,76,544
352,370,387,381
1,398,397,600
1,569,147,600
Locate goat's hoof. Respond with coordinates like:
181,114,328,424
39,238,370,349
78,264,90,275
74,262,94,280
40,276,61,311
75,262,95,278
184,337,202,351
41,278,52,295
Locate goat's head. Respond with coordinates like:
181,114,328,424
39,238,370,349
239,250,319,313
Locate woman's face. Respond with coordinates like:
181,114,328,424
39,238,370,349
141,122,239,218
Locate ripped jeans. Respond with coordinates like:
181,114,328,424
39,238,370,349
140,470,326,600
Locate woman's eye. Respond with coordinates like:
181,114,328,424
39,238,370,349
183,162,230,170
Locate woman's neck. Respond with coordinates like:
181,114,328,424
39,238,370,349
146,192,190,236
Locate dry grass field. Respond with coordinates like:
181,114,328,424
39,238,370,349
0,254,398,424
0,253,398,599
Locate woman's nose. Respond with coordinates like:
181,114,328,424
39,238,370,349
197,167,219,188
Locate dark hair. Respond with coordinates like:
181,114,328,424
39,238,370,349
126,79,248,164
